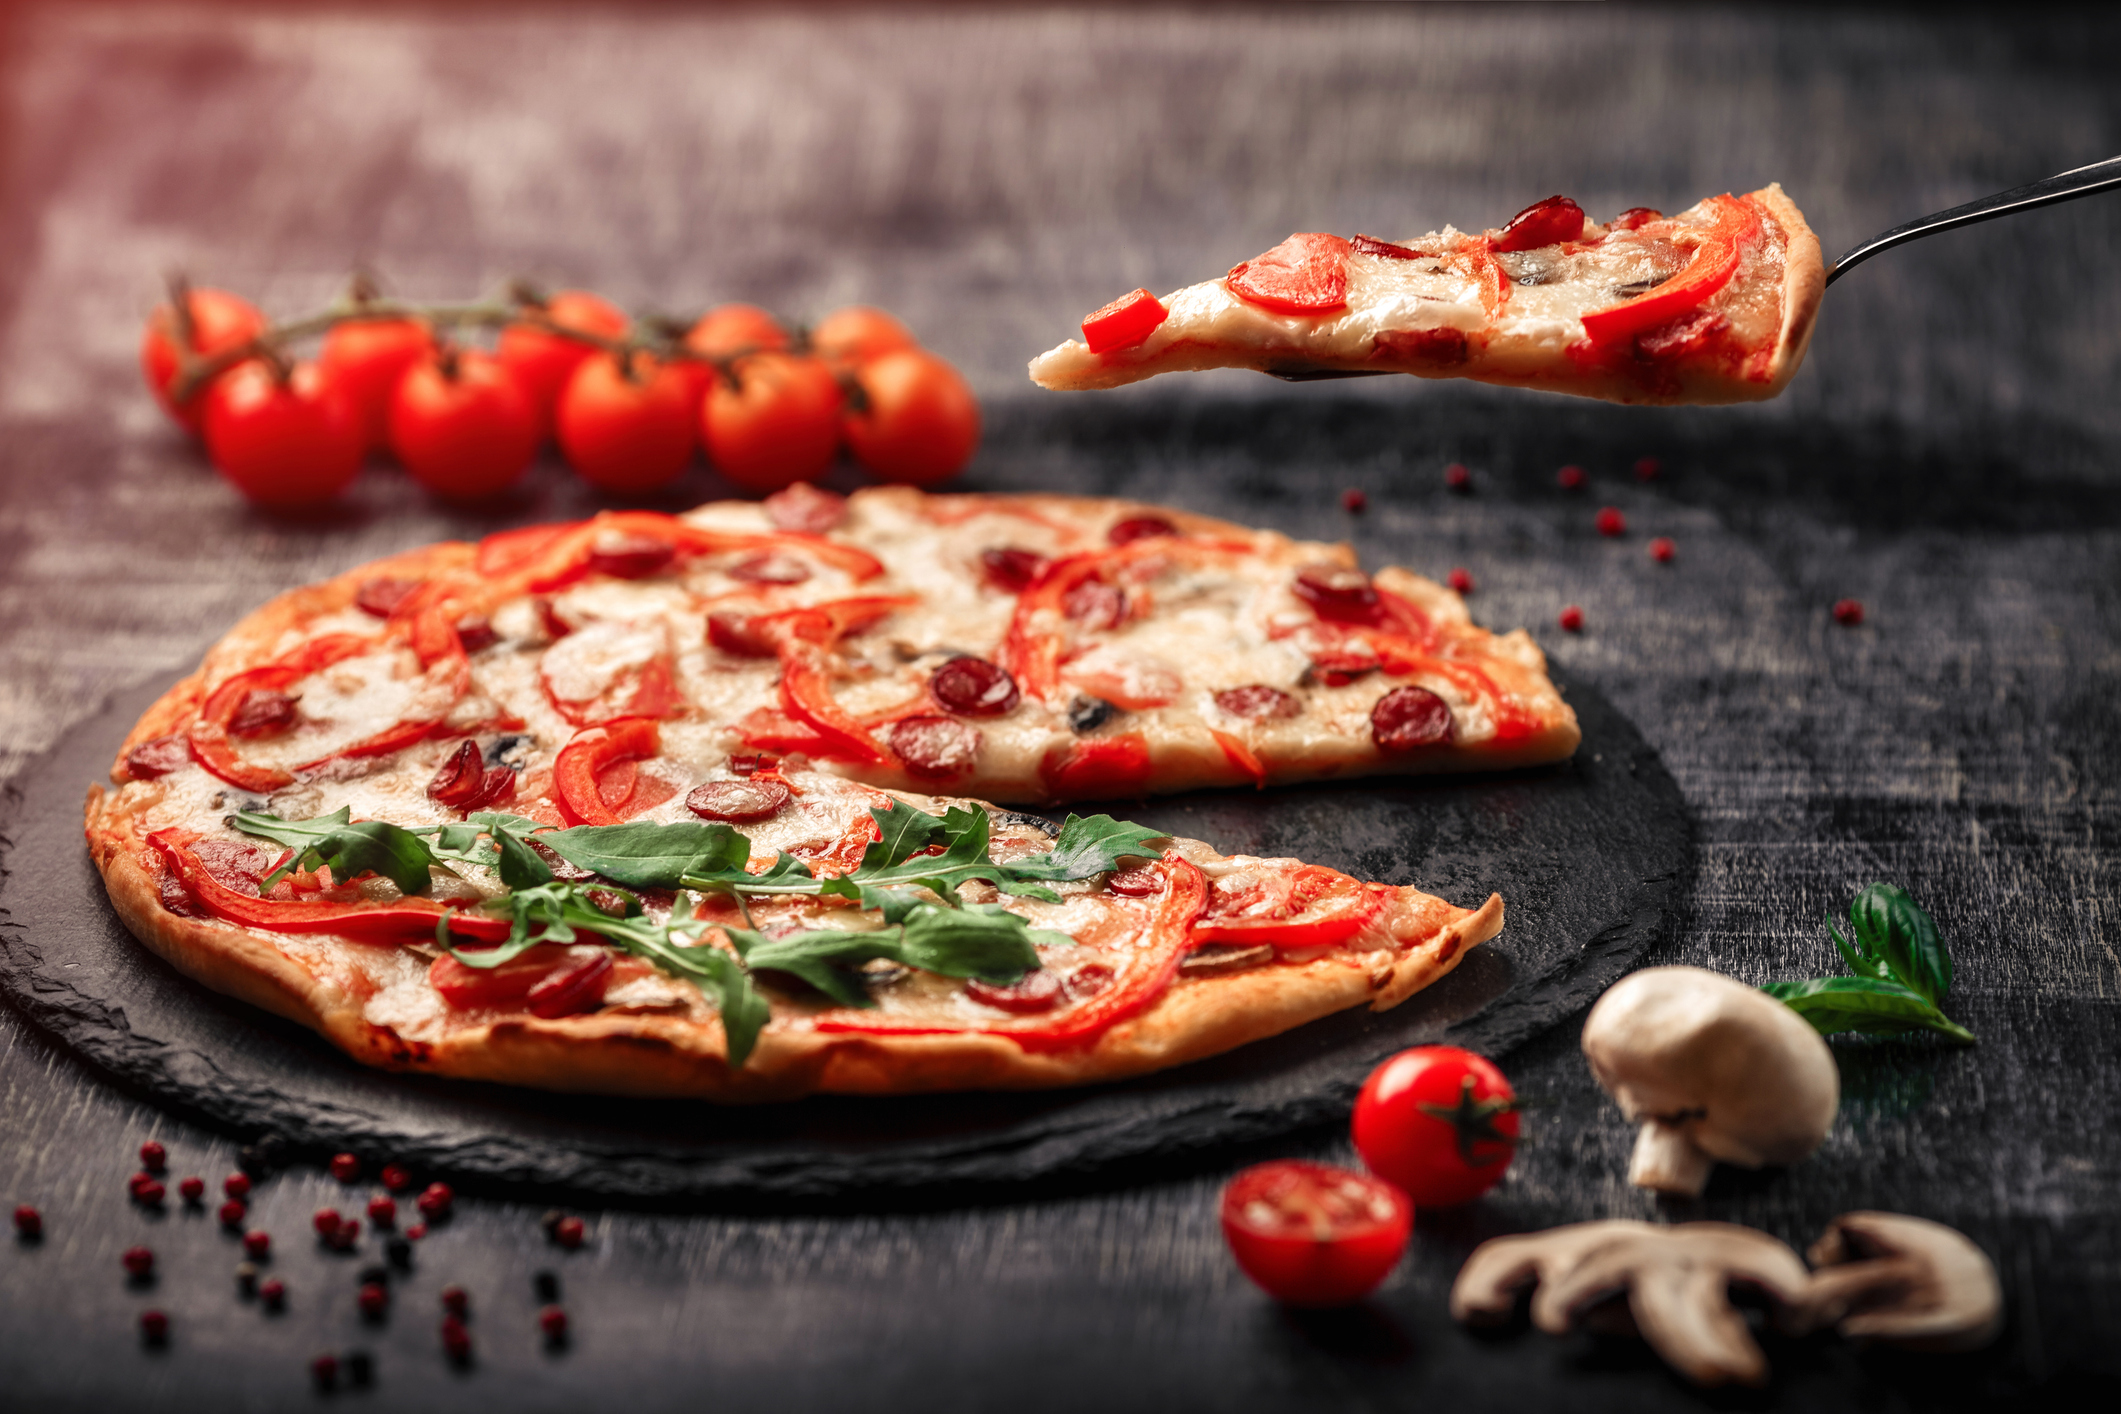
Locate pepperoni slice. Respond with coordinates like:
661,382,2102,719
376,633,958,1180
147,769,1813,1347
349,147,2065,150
586,532,677,580
454,614,498,653
1226,233,1353,314
888,715,980,779
728,553,812,585
228,690,298,739
354,577,422,618
1308,642,1381,687
1062,579,1127,631
427,740,518,811
1063,963,1116,1001
1371,685,1454,751
685,778,791,823
980,546,1046,593
1214,685,1301,721
762,481,847,534
1292,565,1382,624
1105,867,1164,898
930,657,1020,717
124,734,193,780
1491,195,1585,253
965,969,1064,1014
1107,516,1176,546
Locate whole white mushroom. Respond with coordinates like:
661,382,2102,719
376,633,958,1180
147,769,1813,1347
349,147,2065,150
1581,965,1839,1196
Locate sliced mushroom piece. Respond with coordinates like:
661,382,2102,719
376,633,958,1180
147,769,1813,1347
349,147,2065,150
1800,1211,2002,1352
1451,1220,1812,1388
1581,966,1839,1195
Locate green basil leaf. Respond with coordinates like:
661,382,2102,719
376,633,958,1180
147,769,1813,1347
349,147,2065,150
1005,813,1170,882
1762,976,1975,1044
1848,883,1952,1005
539,821,751,889
1827,921,1890,981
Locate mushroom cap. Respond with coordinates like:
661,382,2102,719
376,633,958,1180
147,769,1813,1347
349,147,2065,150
1582,966,1838,1168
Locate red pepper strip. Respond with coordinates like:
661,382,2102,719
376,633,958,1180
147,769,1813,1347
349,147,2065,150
186,633,377,791
734,707,834,756
745,596,919,765
497,511,885,596
1578,194,1760,350
1450,242,1510,319
553,717,662,826
1373,587,1440,652
999,538,1258,702
477,521,582,578
1040,733,1153,801
1209,729,1267,788
1365,636,1540,743
814,851,1209,1053
147,830,512,944
1081,288,1169,354
1192,865,1388,949
295,593,473,771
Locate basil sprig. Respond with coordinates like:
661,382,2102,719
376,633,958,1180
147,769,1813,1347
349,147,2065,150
229,799,1167,1068
1761,884,1975,1044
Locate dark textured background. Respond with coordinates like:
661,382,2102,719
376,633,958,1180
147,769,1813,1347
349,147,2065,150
1,3,2117,1409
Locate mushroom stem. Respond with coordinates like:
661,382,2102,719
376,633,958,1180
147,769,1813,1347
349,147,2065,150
1629,1121,1713,1195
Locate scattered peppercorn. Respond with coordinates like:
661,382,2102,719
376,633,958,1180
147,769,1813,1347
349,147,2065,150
1634,456,1661,481
416,1182,453,1220
243,1229,271,1258
1559,605,1584,632
260,1277,287,1311
13,1205,41,1238
368,1196,397,1228
533,1271,560,1303
539,1305,569,1341
330,1153,362,1183
385,1236,413,1269
1833,598,1864,626
552,1216,586,1250
133,1179,166,1207
1447,567,1475,595
328,1219,362,1252
380,1164,413,1193
1341,488,1367,514
127,1171,158,1199
314,1207,343,1237
224,1173,252,1200
178,1177,205,1203
1649,537,1676,563
1594,507,1625,537
123,1245,155,1278
346,1350,374,1388
140,1309,169,1344
358,1282,389,1318
218,1199,247,1227
1443,463,1471,491
441,1315,472,1361
1557,465,1585,490
311,1353,339,1389
440,1285,470,1318
139,1141,167,1173
236,1261,259,1295
405,1222,428,1241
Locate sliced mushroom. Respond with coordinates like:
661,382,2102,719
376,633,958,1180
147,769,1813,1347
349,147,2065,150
1451,1220,1812,1388
1581,966,1839,1195
1799,1211,2002,1352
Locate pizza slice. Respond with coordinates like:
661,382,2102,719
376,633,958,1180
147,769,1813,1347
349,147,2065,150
87,762,1501,1099
1030,184,1824,406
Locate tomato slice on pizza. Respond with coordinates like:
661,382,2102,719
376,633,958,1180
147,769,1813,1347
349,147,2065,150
1030,184,1824,406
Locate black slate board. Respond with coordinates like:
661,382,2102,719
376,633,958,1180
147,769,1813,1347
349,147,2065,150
0,671,1686,1206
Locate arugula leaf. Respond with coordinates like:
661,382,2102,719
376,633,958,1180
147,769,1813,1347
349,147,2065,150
1005,813,1170,882
745,903,1049,1008
230,808,436,896
536,820,751,890
470,813,558,890
1761,977,1976,1045
1846,883,1952,1005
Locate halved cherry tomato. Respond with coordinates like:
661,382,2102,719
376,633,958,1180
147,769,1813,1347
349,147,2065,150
1220,1160,1411,1307
1226,233,1352,314
1489,195,1585,254
701,352,843,492
1351,1046,1519,1207
556,352,697,493
1194,865,1386,949
201,361,364,507
1579,195,1760,350
388,348,539,499
430,943,614,1018
320,317,433,451
141,287,267,434
842,349,979,485
1039,733,1151,801
553,718,661,826
684,303,791,362
498,290,629,438
810,305,916,367
1081,289,1168,354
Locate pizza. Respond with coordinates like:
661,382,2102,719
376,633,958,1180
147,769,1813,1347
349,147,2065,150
1030,184,1824,406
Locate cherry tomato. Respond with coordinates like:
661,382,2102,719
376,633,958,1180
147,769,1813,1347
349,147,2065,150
201,360,363,507
1220,1160,1411,1307
556,352,697,493
811,305,917,366
140,287,267,434
1351,1046,1519,1208
320,317,433,451
842,348,979,484
701,352,843,493
498,290,629,438
685,303,791,362
387,349,539,499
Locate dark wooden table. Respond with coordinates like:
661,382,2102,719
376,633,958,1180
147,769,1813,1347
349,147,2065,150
3,4,2117,1409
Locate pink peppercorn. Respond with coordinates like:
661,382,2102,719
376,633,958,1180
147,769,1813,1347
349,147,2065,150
367,1196,396,1228
219,1199,247,1227
1649,537,1675,563
405,1222,428,1241
140,1310,169,1342
440,1286,469,1317
224,1173,252,1200
1557,465,1585,490
441,1315,471,1359
327,1219,361,1252
417,1183,454,1219
139,1141,167,1173
380,1164,412,1193
1341,488,1367,514
313,1208,343,1237
539,1305,569,1339
244,1230,271,1258
1634,456,1661,481
13,1205,41,1238
329,1153,361,1183
1446,567,1475,595
178,1177,205,1203
1559,605,1584,632
1595,507,1625,537
358,1282,389,1318
133,1179,166,1208
1443,463,1470,491
259,1278,287,1310
552,1216,585,1250
1833,599,1865,626
123,1245,155,1278
311,1353,338,1387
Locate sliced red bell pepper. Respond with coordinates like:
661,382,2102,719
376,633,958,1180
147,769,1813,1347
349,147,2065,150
148,830,511,944
1040,733,1152,801
744,596,919,766
1227,233,1353,315
734,706,834,756
1081,289,1169,354
477,521,582,578
1192,865,1388,949
553,717,662,826
814,852,1209,1053
1209,729,1267,788
1578,194,1760,350
489,511,886,596
430,944,614,1018
1365,635,1539,743
187,633,376,791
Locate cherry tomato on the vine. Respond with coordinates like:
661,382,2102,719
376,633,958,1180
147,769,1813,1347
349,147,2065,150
499,290,629,438
701,352,843,493
1351,1045,1519,1208
141,287,267,434
556,351,696,494
810,305,916,367
388,349,539,500
201,360,364,507
320,317,433,451
685,303,791,362
842,348,979,485
1219,1161,1412,1307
